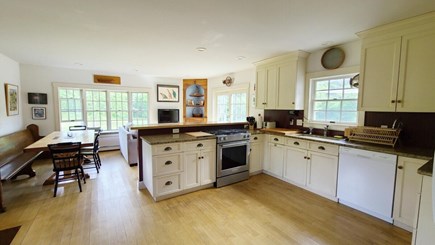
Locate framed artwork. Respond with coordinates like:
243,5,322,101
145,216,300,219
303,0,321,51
157,85,179,102
4,83,19,116
32,107,46,120
28,93,48,104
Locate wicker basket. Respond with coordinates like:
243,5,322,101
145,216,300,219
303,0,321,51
347,126,401,147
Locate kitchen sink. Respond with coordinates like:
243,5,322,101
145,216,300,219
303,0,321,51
286,133,346,143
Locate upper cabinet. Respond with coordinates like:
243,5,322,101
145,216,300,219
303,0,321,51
183,79,207,122
358,12,435,112
255,51,308,110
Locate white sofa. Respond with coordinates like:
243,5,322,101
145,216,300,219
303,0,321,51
118,126,138,166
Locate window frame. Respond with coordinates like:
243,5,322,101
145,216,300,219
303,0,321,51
53,82,151,132
212,83,250,122
304,66,363,131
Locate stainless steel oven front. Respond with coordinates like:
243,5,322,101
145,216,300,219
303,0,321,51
216,139,250,187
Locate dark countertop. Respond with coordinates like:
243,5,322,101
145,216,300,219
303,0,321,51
141,133,216,145
131,121,247,130
418,159,433,177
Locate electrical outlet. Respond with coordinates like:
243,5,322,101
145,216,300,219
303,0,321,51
172,128,180,134
289,119,294,125
296,119,303,126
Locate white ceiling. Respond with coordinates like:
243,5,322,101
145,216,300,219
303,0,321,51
1,0,435,78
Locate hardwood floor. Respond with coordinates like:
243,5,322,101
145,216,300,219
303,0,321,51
0,151,411,244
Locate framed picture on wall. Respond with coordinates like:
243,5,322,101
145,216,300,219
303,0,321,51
28,93,48,104
32,107,46,120
157,85,179,102
4,83,19,116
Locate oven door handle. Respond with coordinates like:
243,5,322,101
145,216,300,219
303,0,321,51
219,141,249,148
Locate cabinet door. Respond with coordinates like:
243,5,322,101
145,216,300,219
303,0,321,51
249,141,263,174
415,176,435,245
255,67,267,109
268,143,285,177
307,151,338,198
359,37,401,111
200,149,216,185
265,66,277,109
393,157,425,231
284,147,307,186
276,61,296,110
397,29,435,112
184,152,200,189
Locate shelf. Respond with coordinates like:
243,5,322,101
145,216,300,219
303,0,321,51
186,105,204,108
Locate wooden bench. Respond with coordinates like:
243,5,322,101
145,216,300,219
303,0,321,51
0,124,43,212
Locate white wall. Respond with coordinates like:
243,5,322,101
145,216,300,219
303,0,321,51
20,64,183,135
207,68,262,122
0,53,23,136
306,39,361,73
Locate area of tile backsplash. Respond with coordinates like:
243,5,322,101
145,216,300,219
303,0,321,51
364,112,435,149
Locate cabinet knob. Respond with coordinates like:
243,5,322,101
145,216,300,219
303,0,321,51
164,147,172,151
262,102,267,105
398,165,403,169
304,156,307,159
292,102,295,105
294,142,300,146
165,161,172,165
197,143,203,148
306,157,311,160
274,138,279,141
396,100,402,103
391,100,396,103
318,146,326,150
254,137,258,140
165,181,173,186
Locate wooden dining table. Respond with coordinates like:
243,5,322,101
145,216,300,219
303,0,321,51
24,130,95,185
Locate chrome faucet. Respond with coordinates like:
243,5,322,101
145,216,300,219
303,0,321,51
323,125,329,137
309,127,313,135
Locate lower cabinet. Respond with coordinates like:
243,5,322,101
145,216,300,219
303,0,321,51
284,146,307,186
393,156,426,232
268,142,286,177
414,175,435,245
249,135,265,174
142,139,216,201
306,151,338,199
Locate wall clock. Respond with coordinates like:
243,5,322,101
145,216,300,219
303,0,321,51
321,47,345,70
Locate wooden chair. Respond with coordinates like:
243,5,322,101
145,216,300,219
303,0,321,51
69,125,87,131
80,130,102,172
48,142,86,197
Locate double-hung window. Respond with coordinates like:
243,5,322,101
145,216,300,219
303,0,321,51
309,74,358,125
56,84,149,131
215,89,248,122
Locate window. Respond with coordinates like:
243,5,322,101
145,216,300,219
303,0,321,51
309,74,358,124
216,90,248,122
56,84,149,131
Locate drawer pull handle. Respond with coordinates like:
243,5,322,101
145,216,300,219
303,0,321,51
254,137,258,140
262,102,267,105
197,143,203,147
274,138,279,141
398,165,403,169
318,146,326,150
165,161,172,165
165,181,173,186
294,142,300,146
164,147,172,151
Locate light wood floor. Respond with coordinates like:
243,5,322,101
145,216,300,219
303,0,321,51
1,151,411,244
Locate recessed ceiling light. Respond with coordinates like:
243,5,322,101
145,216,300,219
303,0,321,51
196,47,207,52
236,56,246,60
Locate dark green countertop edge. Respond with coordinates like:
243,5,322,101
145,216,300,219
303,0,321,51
418,159,433,177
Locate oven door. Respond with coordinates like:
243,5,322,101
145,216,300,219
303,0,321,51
217,140,250,177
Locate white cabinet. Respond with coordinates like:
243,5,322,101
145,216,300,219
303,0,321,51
142,138,216,201
358,13,435,112
249,134,264,174
306,151,338,199
255,51,308,110
414,175,435,245
393,157,426,231
284,146,307,186
264,135,286,178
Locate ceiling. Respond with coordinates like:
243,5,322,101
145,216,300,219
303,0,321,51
1,1,435,78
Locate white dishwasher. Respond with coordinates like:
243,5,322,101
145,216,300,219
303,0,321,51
337,147,397,223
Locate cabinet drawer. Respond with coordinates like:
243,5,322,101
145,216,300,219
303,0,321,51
153,154,183,176
155,174,182,196
286,138,308,149
308,142,338,155
268,135,285,144
184,139,216,151
152,143,182,155
250,134,264,142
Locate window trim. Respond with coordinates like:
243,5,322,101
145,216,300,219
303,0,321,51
304,66,364,131
53,82,151,131
212,83,250,122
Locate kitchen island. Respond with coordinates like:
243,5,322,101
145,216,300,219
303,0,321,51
131,121,247,185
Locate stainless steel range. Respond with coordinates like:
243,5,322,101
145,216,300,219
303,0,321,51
208,129,250,187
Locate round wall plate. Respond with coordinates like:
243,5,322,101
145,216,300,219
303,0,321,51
321,47,345,70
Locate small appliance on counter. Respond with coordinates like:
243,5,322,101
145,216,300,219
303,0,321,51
263,121,276,129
